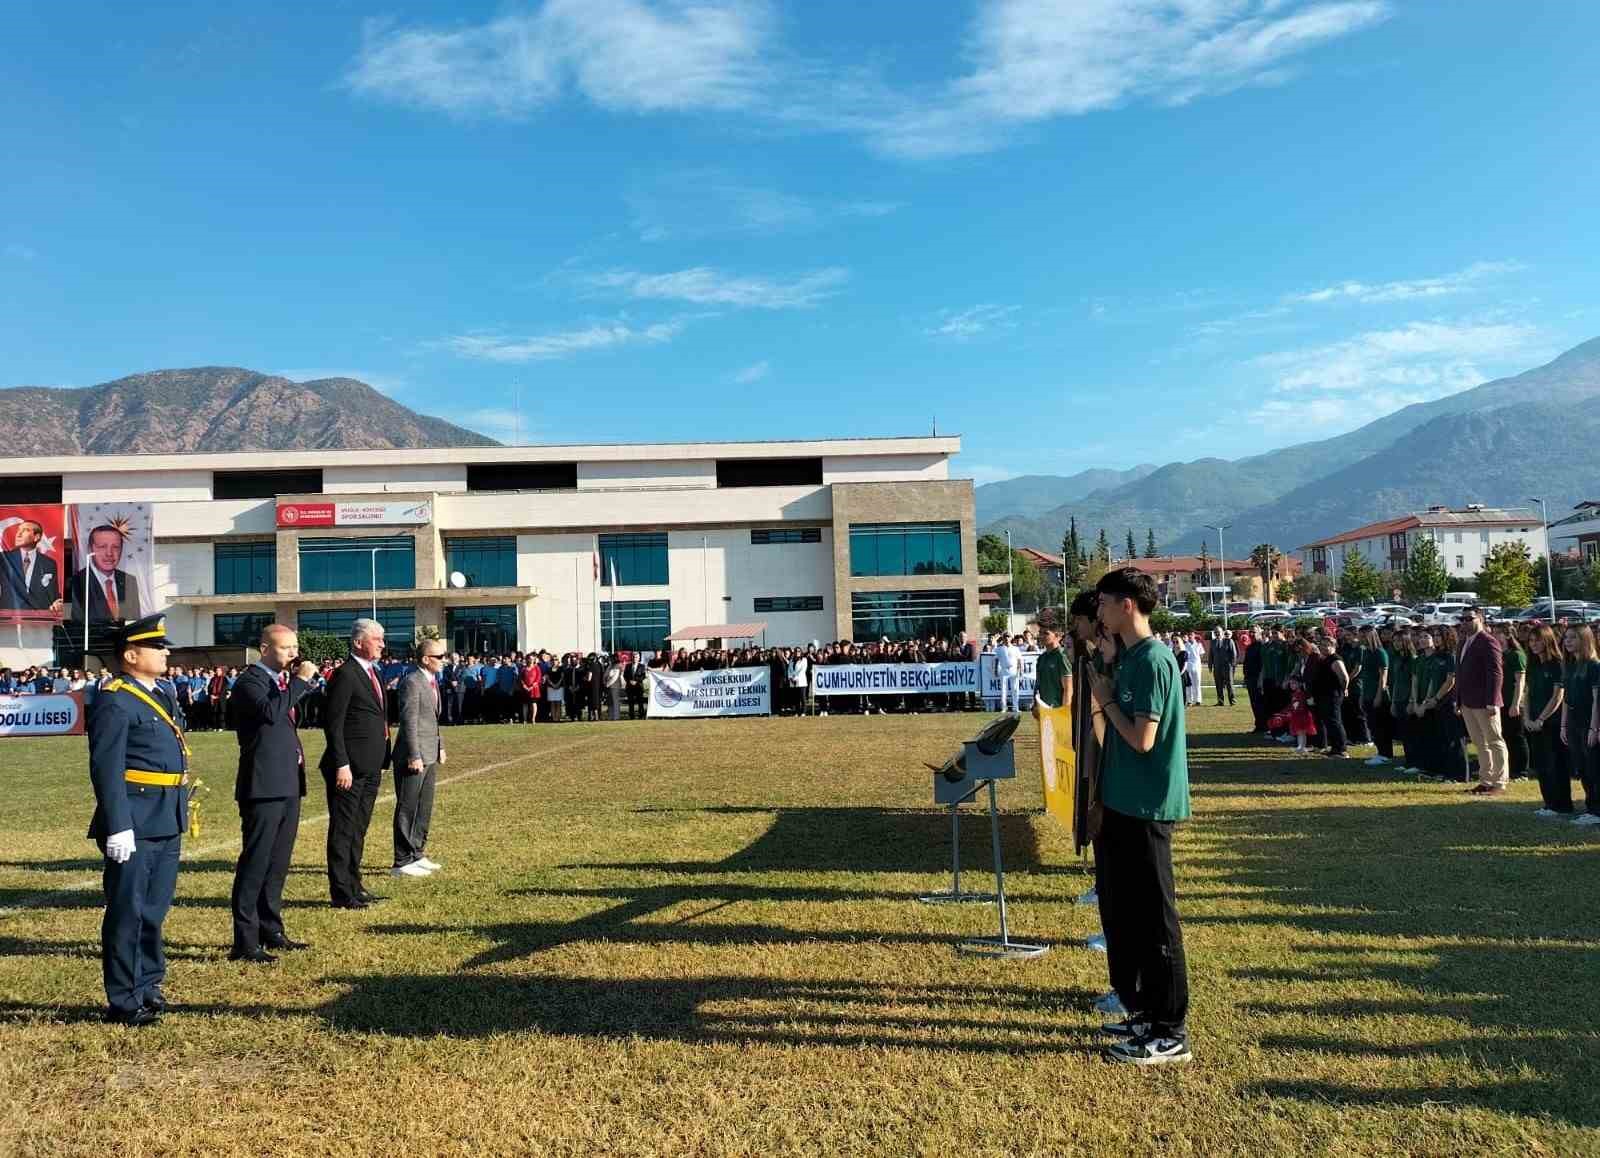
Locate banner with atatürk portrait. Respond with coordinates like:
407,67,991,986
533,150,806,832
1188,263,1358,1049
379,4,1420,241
0,504,68,623
70,503,156,624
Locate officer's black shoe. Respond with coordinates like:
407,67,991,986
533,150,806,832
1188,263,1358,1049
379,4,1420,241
264,936,309,951
332,898,369,910
356,890,387,904
228,947,279,964
108,1005,161,1028
143,987,167,1013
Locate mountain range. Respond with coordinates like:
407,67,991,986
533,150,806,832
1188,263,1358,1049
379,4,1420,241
0,367,497,454
980,336,1600,557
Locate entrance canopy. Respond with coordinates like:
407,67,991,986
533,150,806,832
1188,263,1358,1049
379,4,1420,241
665,622,768,643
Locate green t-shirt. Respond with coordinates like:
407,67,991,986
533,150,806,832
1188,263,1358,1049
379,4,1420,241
1360,646,1390,701
1528,659,1563,719
1414,652,1447,703
1102,635,1190,823
1389,653,1412,710
1263,641,1284,683
1034,646,1068,709
1500,646,1527,707
1561,659,1600,728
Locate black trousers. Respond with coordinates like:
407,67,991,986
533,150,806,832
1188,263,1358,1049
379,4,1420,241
1579,740,1600,817
1246,682,1266,731
1366,698,1394,759
1500,709,1529,778
1529,725,1572,812
1212,667,1235,705
231,795,301,951
393,762,438,867
1343,692,1370,744
324,767,381,905
1318,696,1348,755
1091,833,1135,1007
1264,681,1285,733
1097,808,1189,1038
626,688,645,719
1418,707,1469,780
101,833,181,1016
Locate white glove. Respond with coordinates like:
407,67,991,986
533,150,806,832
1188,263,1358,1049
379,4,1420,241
105,829,136,863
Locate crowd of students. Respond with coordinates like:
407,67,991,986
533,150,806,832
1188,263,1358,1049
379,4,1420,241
1241,616,1600,824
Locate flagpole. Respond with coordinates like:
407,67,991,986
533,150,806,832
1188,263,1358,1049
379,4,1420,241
573,552,581,654
592,533,601,654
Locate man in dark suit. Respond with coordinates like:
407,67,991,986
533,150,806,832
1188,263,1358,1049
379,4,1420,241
68,524,143,622
228,624,317,961
86,613,188,1026
624,653,647,719
320,617,392,909
0,518,64,613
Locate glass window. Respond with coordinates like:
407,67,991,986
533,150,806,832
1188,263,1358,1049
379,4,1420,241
214,541,277,595
1455,556,1464,570
850,590,965,643
600,599,670,652
213,612,275,647
298,606,416,657
598,532,668,586
750,528,821,545
848,523,961,577
754,596,824,613
446,605,518,656
446,536,517,587
298,536,415,593
1480,531,1490,545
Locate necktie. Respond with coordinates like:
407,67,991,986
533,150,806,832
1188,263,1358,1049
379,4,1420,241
279,671,303,765
431,675,440,716
367,665,389,738
104,577,119,618
22,552,32,588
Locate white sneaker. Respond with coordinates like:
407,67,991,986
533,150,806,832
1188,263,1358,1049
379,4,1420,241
1533,808,1557,818
416,857,442,871
1092,991,1129,1017
1085,933,1108,953
1364,756,1389,767
1573,813,1600,826
1074,887,1098,906
391,862,432,877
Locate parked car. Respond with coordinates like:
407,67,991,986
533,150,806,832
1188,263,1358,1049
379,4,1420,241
1249,609,1293,625
1413,601,1472,626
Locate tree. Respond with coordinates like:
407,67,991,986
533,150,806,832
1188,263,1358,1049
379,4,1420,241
1094,528,1111,564
1009,554,1045,609
1339,549,1384,604
1476,541,1537,607
1230,576,1255,599
1185,591,1205,618
1145,528,1158,558
1084,557,1110,589
1197,541,1212,586
1126,529,1137,560
1250,543,1280,601
1275,577,1297,603
976,533,1011,574
1401,537,1450,603
982,609,1010,635
1293,572,1335,602
296,628,345,664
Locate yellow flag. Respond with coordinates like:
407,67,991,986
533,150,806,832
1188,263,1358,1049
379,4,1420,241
1037,703,1076,836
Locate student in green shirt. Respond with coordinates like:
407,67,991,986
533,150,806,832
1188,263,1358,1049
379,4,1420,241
1388,630,1415,771
1492,622,1529,779
1085,567,1191,1066
1358,626,1391,765
1559,625,1600,824
1523,624,1570,815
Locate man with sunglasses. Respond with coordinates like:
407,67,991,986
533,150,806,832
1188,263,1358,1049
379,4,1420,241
86,613,189,1026
391,640,447,877
1455,605,1509,794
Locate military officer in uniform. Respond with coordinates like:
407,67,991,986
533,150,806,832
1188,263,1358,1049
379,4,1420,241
87,613,188,1026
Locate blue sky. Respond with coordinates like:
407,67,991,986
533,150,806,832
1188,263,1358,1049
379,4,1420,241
5,1,1598,483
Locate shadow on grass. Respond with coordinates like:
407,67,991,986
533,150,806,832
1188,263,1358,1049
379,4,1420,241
1183,729,1600,1128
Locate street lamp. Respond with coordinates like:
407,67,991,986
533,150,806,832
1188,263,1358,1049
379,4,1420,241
1529,497,1557,619
1205,523,1232,628
1004,528,1015,628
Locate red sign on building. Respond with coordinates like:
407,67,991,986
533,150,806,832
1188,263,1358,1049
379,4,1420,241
275,502,336,528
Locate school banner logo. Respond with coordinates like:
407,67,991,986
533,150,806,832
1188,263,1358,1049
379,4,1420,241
811,662,978,697
1036,702,1076,836
647,667,771,718
0,691,85,737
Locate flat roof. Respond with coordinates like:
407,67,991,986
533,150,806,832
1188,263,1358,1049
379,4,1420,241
1,436,961,475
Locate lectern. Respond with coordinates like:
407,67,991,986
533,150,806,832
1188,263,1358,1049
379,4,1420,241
918,715,1048,959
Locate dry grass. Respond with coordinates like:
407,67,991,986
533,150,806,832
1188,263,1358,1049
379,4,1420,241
1,706,1597,1156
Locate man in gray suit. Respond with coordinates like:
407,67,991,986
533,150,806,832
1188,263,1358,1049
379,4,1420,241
391,639,447,878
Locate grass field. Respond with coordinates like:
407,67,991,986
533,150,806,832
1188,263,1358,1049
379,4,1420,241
2,704,1598,1155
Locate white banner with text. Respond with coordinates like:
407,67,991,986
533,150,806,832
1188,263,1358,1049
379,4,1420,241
978,652,1038,705
811,661,980,698
647,666,771,718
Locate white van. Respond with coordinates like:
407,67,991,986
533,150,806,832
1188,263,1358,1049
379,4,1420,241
1443,592,1478,604
1415,601,1471,626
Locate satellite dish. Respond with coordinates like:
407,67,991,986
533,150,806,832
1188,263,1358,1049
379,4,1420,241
449,571,468,589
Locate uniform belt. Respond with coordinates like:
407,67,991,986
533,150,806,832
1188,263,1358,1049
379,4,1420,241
125,769,187,788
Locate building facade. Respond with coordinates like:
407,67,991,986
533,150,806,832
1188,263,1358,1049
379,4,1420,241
1548,500,1600,564
1296,505,1548,583
1,437,980,665
1124,555,1300,605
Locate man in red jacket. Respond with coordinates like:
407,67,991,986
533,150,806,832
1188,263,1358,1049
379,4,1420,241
1456,606,1509,794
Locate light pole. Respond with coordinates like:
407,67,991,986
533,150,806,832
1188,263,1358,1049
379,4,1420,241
1004,529,1015,628
1205,523,1232,628
1529,497,1557,619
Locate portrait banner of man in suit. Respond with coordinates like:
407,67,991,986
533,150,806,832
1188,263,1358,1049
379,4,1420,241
69,503,155,625
0,504,67,622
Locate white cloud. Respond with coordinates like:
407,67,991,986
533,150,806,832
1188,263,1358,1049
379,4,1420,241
457,408,527,442
344,1,1389,160
587,266,847,309
1287,260,1524,305
346,0,773,116
927,304,1019,340
444,318,686,363
962,464,1022,486
731,360,770,384
627,173,899,241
